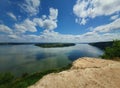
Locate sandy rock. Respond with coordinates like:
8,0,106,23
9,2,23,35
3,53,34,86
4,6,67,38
28,57,120,88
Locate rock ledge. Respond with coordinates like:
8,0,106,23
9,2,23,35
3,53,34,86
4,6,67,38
29,57,120,88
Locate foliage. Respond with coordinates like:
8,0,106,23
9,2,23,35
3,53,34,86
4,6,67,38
101,40,120,59
89,41,113,50
0,72,14,85
0,63,72,88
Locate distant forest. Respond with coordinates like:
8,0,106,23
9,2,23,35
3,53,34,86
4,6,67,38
89,41,113,50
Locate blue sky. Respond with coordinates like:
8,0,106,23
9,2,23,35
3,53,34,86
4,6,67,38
0,0,120,43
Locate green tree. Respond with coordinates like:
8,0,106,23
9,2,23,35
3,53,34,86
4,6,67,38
102,40,120,59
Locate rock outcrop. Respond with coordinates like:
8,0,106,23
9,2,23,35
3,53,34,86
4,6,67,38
28,57,120,88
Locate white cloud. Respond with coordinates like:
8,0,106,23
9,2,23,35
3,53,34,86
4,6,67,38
93,18,120,32
11,10,120,43
8,34,19,39
0,24,13,34
75,18,87,25
7,12,17,21
33,8,58,30
110,14,119,20
42,30,59,37
33,18,57,30
73,0,120,25
20,0,40,16
42,15,47,19
81,18,87,25
1,29,120,43
15,19,37,33
14,8,58,34
49,8,58,20
83,31,97,36
28,32,120,43
42,19,57,30
33,18,43,27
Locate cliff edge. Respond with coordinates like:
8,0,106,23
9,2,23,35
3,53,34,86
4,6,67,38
28,57,120,88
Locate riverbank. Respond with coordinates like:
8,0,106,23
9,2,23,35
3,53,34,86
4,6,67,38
0,57,120,88
89,41,113,50
29,57,120,88
0,63,72,88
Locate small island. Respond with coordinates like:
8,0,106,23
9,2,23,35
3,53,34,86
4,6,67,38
35,43,76,48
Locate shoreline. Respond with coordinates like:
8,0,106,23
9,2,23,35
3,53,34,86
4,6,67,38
0,57,120,88
29,57,120,88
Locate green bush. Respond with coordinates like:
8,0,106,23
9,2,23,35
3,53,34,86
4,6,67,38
102,40,120,59
0,63,72,88
0,72,14,84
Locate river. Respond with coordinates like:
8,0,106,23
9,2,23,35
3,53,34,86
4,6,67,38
0,44,103,76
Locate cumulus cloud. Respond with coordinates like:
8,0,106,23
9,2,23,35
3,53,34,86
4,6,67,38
12,5,120,43
20,0,40,16
49,8,58,20
93,18,120,32
1,28,120,43
8,34,19,39
0,24,13,34
110,15,119,20
25,32,120,43
73,0,120,25
14,8,58,34
34,18,57,30
83,31,97,36
75,18,87,25
33,18,57,31
33,18,43,27
15,19,37,33
33,8,58,30
29,29,113,43
43,19,57,30
7,12,17,21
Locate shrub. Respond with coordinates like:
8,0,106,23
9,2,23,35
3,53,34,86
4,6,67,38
102,40,120,59
0,63,72,88
0,72,14,84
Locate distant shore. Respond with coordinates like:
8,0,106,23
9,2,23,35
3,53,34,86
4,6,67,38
89,41,113,50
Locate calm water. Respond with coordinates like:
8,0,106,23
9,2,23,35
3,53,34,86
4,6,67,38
0,44,103,76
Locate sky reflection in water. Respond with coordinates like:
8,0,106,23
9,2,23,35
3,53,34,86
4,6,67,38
0,44,103,76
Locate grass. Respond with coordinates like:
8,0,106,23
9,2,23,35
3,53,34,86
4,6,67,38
0,63,72,88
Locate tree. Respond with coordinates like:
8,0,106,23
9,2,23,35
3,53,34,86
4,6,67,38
102,40,120,59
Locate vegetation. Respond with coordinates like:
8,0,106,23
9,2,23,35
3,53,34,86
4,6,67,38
101,40,120,59
35,43,75,48
0,63,72,88
0,43,34,45
0,72,14,85
89,41,113,50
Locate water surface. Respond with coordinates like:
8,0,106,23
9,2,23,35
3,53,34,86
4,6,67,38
0,44,103,76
